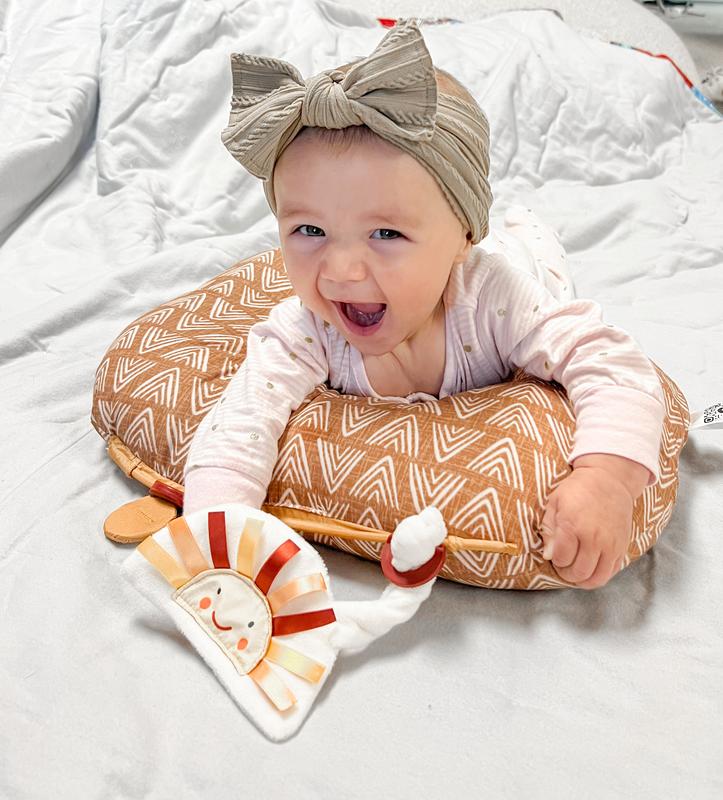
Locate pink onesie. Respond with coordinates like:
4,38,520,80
183,208,665,513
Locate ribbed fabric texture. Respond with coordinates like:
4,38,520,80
183,214,665,514
220,19,493,243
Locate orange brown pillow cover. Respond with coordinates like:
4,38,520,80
91,248,690,590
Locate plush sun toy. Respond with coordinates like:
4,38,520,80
121,503,447,742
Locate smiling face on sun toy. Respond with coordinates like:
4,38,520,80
175,570,272,674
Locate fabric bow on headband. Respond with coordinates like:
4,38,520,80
220,20,493,244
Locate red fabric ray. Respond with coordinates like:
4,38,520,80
254,539,300,594
207,511,230,569
272,608,337,636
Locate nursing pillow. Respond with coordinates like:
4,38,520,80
92,248,690,590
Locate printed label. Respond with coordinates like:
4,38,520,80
689,402,723,431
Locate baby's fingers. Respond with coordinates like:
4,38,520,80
550,536,599,585
568,549,621,591
541,524,579,569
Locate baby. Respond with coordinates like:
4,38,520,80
183,21,666,591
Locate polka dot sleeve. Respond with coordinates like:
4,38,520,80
183,296,330,513
477,256,666,486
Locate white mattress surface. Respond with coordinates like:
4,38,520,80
1,0,722,796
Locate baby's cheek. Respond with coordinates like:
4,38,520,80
237,637,249,650
199,597,211,610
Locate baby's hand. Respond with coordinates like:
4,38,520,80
538,468,635,590
391,506,447,572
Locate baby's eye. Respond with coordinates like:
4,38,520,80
295,224,324,237
216,587,221,595
371,229,401,240
293,225,402,240
248,621,255,628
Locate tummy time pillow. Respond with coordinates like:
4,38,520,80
92,248,690,590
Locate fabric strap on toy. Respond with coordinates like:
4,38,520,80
330,580,437,656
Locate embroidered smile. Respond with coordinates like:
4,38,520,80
212,610,232,631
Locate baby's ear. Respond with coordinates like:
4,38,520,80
454,230,473,263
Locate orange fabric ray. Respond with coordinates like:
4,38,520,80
248,659,296,711
137,537,191,589
236,517,264,578
266,573,327,614
207,511,230,569
272,608,337,637
168,517,210,577
255,539,300,595
265,640,326,683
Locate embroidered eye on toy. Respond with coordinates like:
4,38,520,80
121,503,447,742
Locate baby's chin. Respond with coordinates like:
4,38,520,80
332,321,392,349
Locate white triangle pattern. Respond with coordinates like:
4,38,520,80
316,440,366,494
408,464,468,514
366,415,420,457
271,432,313,488
466,437,525,490
484,403,543,445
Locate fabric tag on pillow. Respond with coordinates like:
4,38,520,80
689,401,723,430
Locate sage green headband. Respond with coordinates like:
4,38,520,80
220,19,493,244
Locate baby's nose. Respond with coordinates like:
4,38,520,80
319,248,367,282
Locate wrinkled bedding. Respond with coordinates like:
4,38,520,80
1,0,722,796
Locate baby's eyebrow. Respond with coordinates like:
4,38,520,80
278,206,318,220
367,212,420,227
278,206,420,226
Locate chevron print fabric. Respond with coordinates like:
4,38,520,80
92,248,689,590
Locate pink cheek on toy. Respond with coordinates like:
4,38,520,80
199,597,211,610
237,638,249,651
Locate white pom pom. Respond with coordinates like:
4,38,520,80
391,506,447,572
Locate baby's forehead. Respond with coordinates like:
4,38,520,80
274,134,448,221
278,194,424,227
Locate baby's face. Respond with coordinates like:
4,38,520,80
273,132,471,357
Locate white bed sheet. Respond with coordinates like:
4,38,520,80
1,0,722,796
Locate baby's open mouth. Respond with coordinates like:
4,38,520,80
337,301,386,328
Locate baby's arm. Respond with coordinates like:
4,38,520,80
477,255,665,494
571,452,650,501
183,296,329,514
477,257,667,588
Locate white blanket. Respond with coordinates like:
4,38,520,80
1,0,722,795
